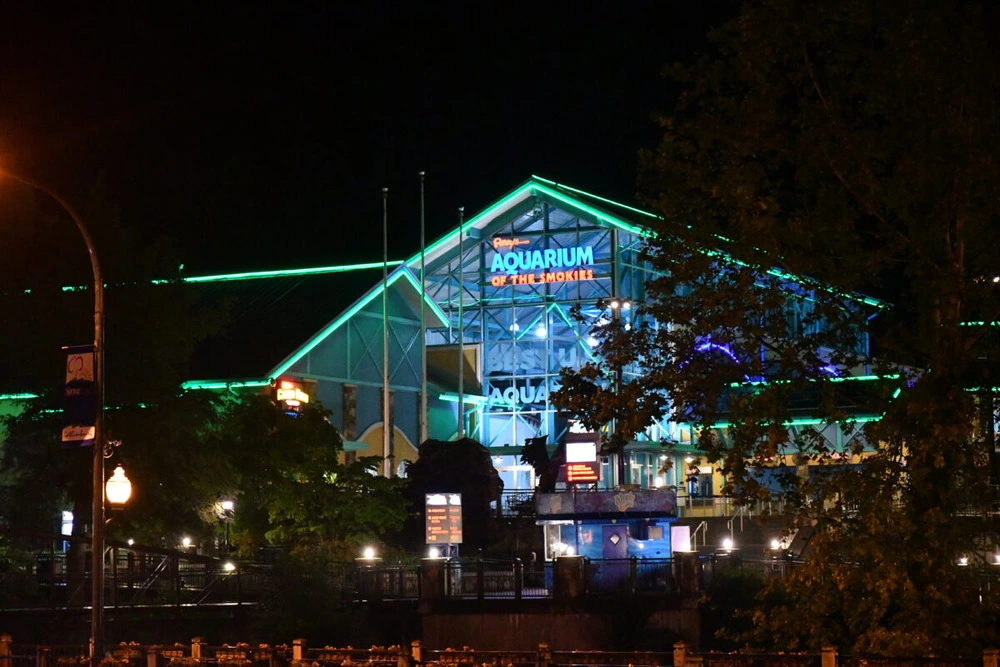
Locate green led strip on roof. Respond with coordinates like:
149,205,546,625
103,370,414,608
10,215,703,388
270,268,449,378
184,261,402,283
439,393,489,405
181,379,272,391
729,374,901,388
406,178,650,268
686,414,882,430
530,175,661,221
702,248,885,309
0,392,40,400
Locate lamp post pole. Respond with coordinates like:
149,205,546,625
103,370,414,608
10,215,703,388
0,169,106,666
609,299,629,487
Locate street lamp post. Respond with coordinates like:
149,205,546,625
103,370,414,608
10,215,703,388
0,169,106,666
609,299,630,487
219,499,235,553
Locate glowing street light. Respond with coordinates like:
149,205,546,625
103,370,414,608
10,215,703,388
105,466,132,506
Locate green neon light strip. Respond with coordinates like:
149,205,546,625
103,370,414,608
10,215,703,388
729,374,901,388
270,268,448,378
530,175,660,221
184,261,402,283
439,393,489,405
960,321,1000,326
0,392,40,400
406,178,650,268
181,379,272,391
533,182,649,236
685,415,882,430
703,248,885,309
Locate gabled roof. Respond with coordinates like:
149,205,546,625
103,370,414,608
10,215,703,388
182,263,448,386
404,175,885,311
404,175,653,274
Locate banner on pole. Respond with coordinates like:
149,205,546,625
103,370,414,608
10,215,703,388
61,344,96,448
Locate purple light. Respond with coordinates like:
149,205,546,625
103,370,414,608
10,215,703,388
694,340,740,364
819,365,839,376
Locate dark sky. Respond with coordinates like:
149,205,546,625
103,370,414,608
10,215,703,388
0,2,738,276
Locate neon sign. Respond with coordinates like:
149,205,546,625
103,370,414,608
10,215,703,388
276,380,310,408
489,238,597,286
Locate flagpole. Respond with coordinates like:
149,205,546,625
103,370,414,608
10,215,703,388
457,206,465,440
419,171,428,444
382,187,392,477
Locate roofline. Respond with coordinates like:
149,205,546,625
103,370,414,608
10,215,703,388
268,266,449,378
183,261,402,283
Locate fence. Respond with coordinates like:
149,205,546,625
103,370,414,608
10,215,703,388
3,553,805,610
2,639,996,667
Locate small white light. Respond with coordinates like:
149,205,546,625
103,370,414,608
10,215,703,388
564,545,575,555
535,325,547,337
770,539,780,550
127,538,135,546
428,547,441,559
993,276,999,284
587,336,599,347
959,556,969,566
220,499,235,512
508,322,520,331
223,561,236,573
994,553,1000,565
362,546,377,560
493,455,504,465
181,537,192,548
722,538,734,551
610,299,620,310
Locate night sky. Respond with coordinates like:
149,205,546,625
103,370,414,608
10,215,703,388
0,2,737,276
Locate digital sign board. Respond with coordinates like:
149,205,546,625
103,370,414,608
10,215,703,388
425,493,463,544
565,462,600,484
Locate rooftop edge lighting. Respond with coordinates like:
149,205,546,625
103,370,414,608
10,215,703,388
270,267,448,378
183,261,403,283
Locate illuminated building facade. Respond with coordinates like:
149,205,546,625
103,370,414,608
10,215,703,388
172,176,881,499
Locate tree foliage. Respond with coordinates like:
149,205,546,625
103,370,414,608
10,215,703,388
402,438,504,551
556,0,1000,654
223,395,407,562
1,393,407,564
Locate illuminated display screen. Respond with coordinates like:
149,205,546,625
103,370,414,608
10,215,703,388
565,462,600,484
425,493,463,544
566,441,597,463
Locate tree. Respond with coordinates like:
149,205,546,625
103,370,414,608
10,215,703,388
556,0,1000,655
402,438,504,552
223,395,407,562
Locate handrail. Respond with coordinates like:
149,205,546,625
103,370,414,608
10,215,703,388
726,507,745,541
691,521,708,550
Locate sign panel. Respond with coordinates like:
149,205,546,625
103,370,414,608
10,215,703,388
61,345,96,447
488,237,598,287
566,441,597,463
425,493,463,544
565,461,600,484
276,379,310,411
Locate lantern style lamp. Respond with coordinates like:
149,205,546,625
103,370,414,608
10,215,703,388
105,465,132,507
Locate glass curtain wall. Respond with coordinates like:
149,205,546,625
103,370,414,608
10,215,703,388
422,195,654,491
